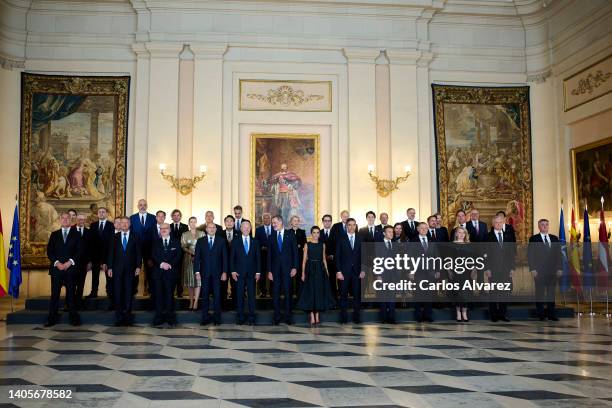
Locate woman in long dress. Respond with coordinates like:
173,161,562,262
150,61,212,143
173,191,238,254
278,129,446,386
181,217,204,310
297,226,335,326
448,226,476,322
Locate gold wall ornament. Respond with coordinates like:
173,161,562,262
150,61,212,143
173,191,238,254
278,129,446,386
247,85,324,107
159,164,207,196
367,165,412,197
571,70,611,95
239,80,332,112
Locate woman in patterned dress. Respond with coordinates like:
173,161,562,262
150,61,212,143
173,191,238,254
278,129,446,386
181,217,204,310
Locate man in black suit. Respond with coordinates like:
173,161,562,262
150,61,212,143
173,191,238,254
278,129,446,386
170,209,188,298
289,215,307,294
359,211,383,242
130,198,157,296
202,210,224,237
467,208,488,242
107,217,141,326
268,215,299,325
151,223,182,326
46,212,82,326
194,222,228,325
254,212,272,297
221,215,239,309
89,207,116,307
231,220,261,325
410,222,440,323
375,212,390,236
528,219,562,321
72,214,93,311
450,210,468,242
336,218,365,324
233,205,251,236
378,225,397,323
493,211,517,242
321,214,338,299
401,208,419,241
484,215,517,322
329,210,349,251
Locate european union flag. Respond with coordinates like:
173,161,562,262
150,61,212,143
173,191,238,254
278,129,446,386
8,204,22,298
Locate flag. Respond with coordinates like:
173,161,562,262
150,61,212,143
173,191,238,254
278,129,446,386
582,207,594,290
7,204,22,298
0,210,8,296
598,201,609,289
568,207,583,293
558,207,571,292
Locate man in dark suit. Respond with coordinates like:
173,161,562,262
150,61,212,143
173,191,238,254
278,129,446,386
46,212,82,326
289,215,307,294
233,205,245,233
130,199,157,295
493,211,517,242
410,222,440,322
450,209,468,242
231,220,261,325
268,215,299,325
485,215,517,322
201,210,224,237
378,225,398,323
375,212,390,236
528,219,562,321
255,212,272,297
336,218,365,324
194,222,228,325
89,207,116,307
151,223,182,326
72,214,93,311
467,208,488,242
401,208,419,241
359,211,383,242
321,214,338,300
221,215,239,309
170,209,188,297
107,217,141,326
329,210,349,247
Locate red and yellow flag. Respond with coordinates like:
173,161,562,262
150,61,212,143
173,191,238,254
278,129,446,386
568,207,582,293
0,210,8,297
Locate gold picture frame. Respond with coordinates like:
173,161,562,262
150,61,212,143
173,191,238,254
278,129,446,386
571,136,612,214
239,79,332,112
432,84,533,242
20,73,130,268
250,133,320,232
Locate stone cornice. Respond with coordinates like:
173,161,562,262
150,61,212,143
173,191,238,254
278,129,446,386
342,48,382,64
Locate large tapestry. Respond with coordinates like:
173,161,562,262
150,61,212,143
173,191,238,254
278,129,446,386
571,137,612,214
251,133,319,233
20,73,130,268
432,85,533,242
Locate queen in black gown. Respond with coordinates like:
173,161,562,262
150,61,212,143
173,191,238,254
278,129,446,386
297,226,335,325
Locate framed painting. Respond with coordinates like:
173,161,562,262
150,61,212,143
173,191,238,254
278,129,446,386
432,84,533,242
571,137,612,214
250,133,319,233
20,73,130,268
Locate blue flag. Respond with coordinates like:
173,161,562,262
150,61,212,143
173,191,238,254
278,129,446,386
582,208,594,290
558,207,570,292
8,204,22,298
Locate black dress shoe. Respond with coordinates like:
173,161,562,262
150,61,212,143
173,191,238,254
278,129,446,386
114,320,124,327
425,318,434,323
500,317,510,322
548,316,559,321
339,316,348,324
200,319,211,326
353,317,361,324
85,293,98,299
491,318,498,322
248,320,255,326
44,320,57,328
285,318,293,325
539,316,546,321
152,319,164,327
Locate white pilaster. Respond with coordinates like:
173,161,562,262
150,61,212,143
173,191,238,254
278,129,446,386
131,43,150,211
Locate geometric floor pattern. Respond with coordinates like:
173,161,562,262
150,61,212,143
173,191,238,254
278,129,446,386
0,319,611,407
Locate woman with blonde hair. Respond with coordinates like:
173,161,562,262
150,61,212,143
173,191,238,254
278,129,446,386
449,226,476,322
181,217,204,310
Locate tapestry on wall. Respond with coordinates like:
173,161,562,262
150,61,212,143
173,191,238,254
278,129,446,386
251,133,319,234
432,84,533,242
571,136,612,214
20,73,130,268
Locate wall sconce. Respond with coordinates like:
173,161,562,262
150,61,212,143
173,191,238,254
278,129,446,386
367,164,412,197
159,163,207,196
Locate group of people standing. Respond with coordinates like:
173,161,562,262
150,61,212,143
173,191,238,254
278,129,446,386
46,200,563,327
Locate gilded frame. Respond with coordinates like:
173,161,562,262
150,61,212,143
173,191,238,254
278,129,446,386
250,133,320,231
20,73,130,268
432,84,533,241
570,136,612,213
239,79,333,112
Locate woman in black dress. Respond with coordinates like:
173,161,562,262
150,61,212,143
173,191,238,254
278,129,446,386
297,226,335,325
449,226,477,322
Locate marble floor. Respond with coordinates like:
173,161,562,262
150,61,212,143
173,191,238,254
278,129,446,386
0,319,611,408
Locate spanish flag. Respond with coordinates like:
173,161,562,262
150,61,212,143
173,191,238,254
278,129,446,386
0,210,8,297
568,207,583,293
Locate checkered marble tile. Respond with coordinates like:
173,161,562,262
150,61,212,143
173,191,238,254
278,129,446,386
0,319,611,407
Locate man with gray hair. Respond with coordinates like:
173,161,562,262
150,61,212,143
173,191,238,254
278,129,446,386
151,223,182,326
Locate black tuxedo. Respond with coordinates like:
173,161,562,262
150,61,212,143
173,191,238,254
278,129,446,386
528,233,562,319
46,228,82,324
267,229,299,323
194,235,228,323
230,236,261,323
255,224,273,296
151,237,182,325
335,234,364,322
71,226,93,309
410,235,440,322
89,219,116,300
485,229,517,320
401,219,419,241
107,232,142,324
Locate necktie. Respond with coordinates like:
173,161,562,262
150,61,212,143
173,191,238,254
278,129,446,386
141,214,145,226
244,237,249,253
277,232,283,251
497,232,503,246
266,226,270,237
158,227,161,238
350,235,354,250
79,227,83,237
544,235,550,248
209,236,213,249
475,221,479,233
99,222,104,234
343,223,346,233
227,231,232,241
386,241,391,251
122,233,127,251
421,237,428,250
175,223,178,231
432,229,436,239
236,219,241,231
62,229,67,243
369,227,374,238
164,239,168,249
